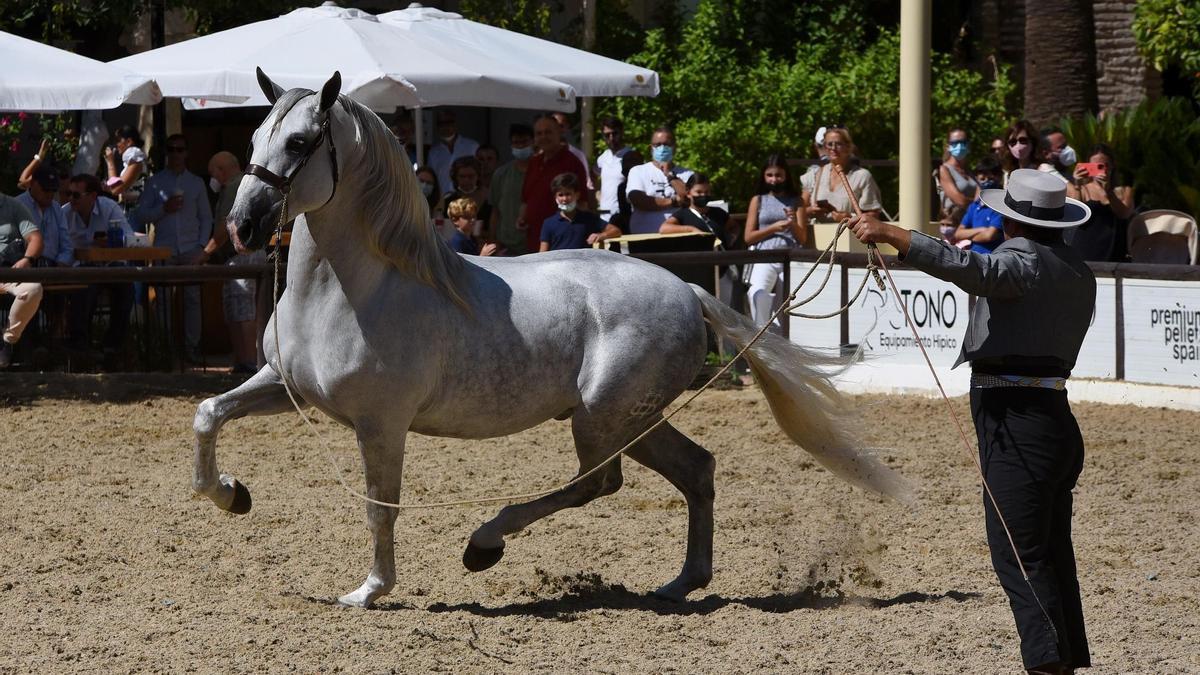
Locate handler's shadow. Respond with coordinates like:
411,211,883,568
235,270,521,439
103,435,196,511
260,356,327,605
421,583,981,618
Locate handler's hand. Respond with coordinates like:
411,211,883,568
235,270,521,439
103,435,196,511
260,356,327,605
849,213,911,255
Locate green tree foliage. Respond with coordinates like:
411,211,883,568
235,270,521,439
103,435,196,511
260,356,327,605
1133,0,1200,96
458,0,559,39
1060,97,1200,216
600,0,1015,212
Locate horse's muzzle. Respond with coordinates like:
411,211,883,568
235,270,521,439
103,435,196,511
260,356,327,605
230,199,283,253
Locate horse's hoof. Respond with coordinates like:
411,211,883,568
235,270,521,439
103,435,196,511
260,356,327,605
228,479,253,514
462,541,505,572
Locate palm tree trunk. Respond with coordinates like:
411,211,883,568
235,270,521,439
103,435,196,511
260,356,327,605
1024,0,1098,125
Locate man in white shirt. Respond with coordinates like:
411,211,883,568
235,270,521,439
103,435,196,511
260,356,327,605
594,116,632,223
550,111,593,192
625,126,694,234
17,166,72,266
135,134,214,362
428,109,480,194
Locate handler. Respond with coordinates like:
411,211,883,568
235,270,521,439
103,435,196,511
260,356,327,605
849,169,1094,674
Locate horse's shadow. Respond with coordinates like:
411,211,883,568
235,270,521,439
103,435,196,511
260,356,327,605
414,582,980,619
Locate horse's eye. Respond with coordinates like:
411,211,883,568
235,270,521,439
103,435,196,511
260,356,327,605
286,137,307,153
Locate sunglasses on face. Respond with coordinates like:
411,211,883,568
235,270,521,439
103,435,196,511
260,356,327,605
68,191,92,200
1007,137,1030,147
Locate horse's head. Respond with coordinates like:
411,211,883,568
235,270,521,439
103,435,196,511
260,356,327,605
228,68,345,252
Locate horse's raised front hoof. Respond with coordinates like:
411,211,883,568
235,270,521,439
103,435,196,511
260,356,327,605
462,541,505,572
227,479,253,515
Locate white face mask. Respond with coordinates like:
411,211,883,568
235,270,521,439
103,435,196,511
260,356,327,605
1057,145,1077,167
440,134,456,144
419,181,435,197
557,200,577,212
208,176,221,193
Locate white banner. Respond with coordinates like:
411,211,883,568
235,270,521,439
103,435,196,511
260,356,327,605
1074,277,1117,379
1123,279,1200,387
786,262,842,350
846,269,969,368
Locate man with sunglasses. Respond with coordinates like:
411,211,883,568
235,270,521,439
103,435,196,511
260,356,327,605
594,116,631,225
136,134,214,363
61,174,135,362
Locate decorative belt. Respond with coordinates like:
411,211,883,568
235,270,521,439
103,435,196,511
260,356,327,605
970,373,1067,391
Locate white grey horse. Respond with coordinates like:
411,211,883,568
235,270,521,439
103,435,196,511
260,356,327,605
191,70,912,609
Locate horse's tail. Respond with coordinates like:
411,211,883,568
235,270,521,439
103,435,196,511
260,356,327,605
690,285,915,504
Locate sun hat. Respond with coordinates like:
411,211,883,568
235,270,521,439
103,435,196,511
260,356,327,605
979,168,1090,229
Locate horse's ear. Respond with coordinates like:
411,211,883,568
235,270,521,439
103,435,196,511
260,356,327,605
319,71,342,113
256,67,284,104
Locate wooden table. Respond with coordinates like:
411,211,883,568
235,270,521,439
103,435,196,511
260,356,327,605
74,246,172,264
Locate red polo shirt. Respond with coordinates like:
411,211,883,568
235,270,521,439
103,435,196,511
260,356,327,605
521,146,588,253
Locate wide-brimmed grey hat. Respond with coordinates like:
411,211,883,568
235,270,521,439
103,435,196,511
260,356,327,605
979,168,1091,229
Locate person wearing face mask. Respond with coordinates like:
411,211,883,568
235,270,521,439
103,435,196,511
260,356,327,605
937,128,978,226
661,173,737,304
427,109,479,196
414,166,443,219
953,155,1006,253
489,124,535,256
1039,127,1076,182
537,173,618,252
625,126,694,234
744,154,808,332
1001,120,1041,185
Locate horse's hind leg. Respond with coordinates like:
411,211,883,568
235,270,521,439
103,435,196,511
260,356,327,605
625,422,716,601
463,413,627,571
193,366,298,514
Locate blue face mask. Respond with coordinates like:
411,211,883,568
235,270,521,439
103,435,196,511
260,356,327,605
651,144,674,163
979,179,998,190
948,141,969,159
511,145,533,160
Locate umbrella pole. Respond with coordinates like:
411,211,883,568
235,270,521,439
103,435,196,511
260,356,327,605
414,105,425,166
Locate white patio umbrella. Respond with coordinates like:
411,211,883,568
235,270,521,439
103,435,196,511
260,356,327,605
110,3,578,114
0,30,161,111
377,4,660,99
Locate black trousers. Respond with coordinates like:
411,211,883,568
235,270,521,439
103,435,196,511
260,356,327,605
971,386,1091,670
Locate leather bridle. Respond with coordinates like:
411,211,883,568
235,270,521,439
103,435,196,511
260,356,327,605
245,98,340,205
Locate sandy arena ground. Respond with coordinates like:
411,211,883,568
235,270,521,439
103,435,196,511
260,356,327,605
1,374,1197,673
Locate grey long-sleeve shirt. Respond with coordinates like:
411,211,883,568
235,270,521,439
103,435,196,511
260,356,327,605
902,231,1096,371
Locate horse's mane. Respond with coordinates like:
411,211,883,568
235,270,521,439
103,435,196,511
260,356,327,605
335,96,469,309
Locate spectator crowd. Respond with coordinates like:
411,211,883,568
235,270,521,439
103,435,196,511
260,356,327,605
0,108,1189,371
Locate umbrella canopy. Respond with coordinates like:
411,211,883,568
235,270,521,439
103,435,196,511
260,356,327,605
0,30,161,111
110,3,577,112
378,4,659,99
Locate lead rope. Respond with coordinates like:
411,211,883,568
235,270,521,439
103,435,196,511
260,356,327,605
828,164,1060,645
266,198,856,510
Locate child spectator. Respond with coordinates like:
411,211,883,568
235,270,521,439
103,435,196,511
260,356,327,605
539,173,619,252
954,155,1005,253
446,197,496,256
